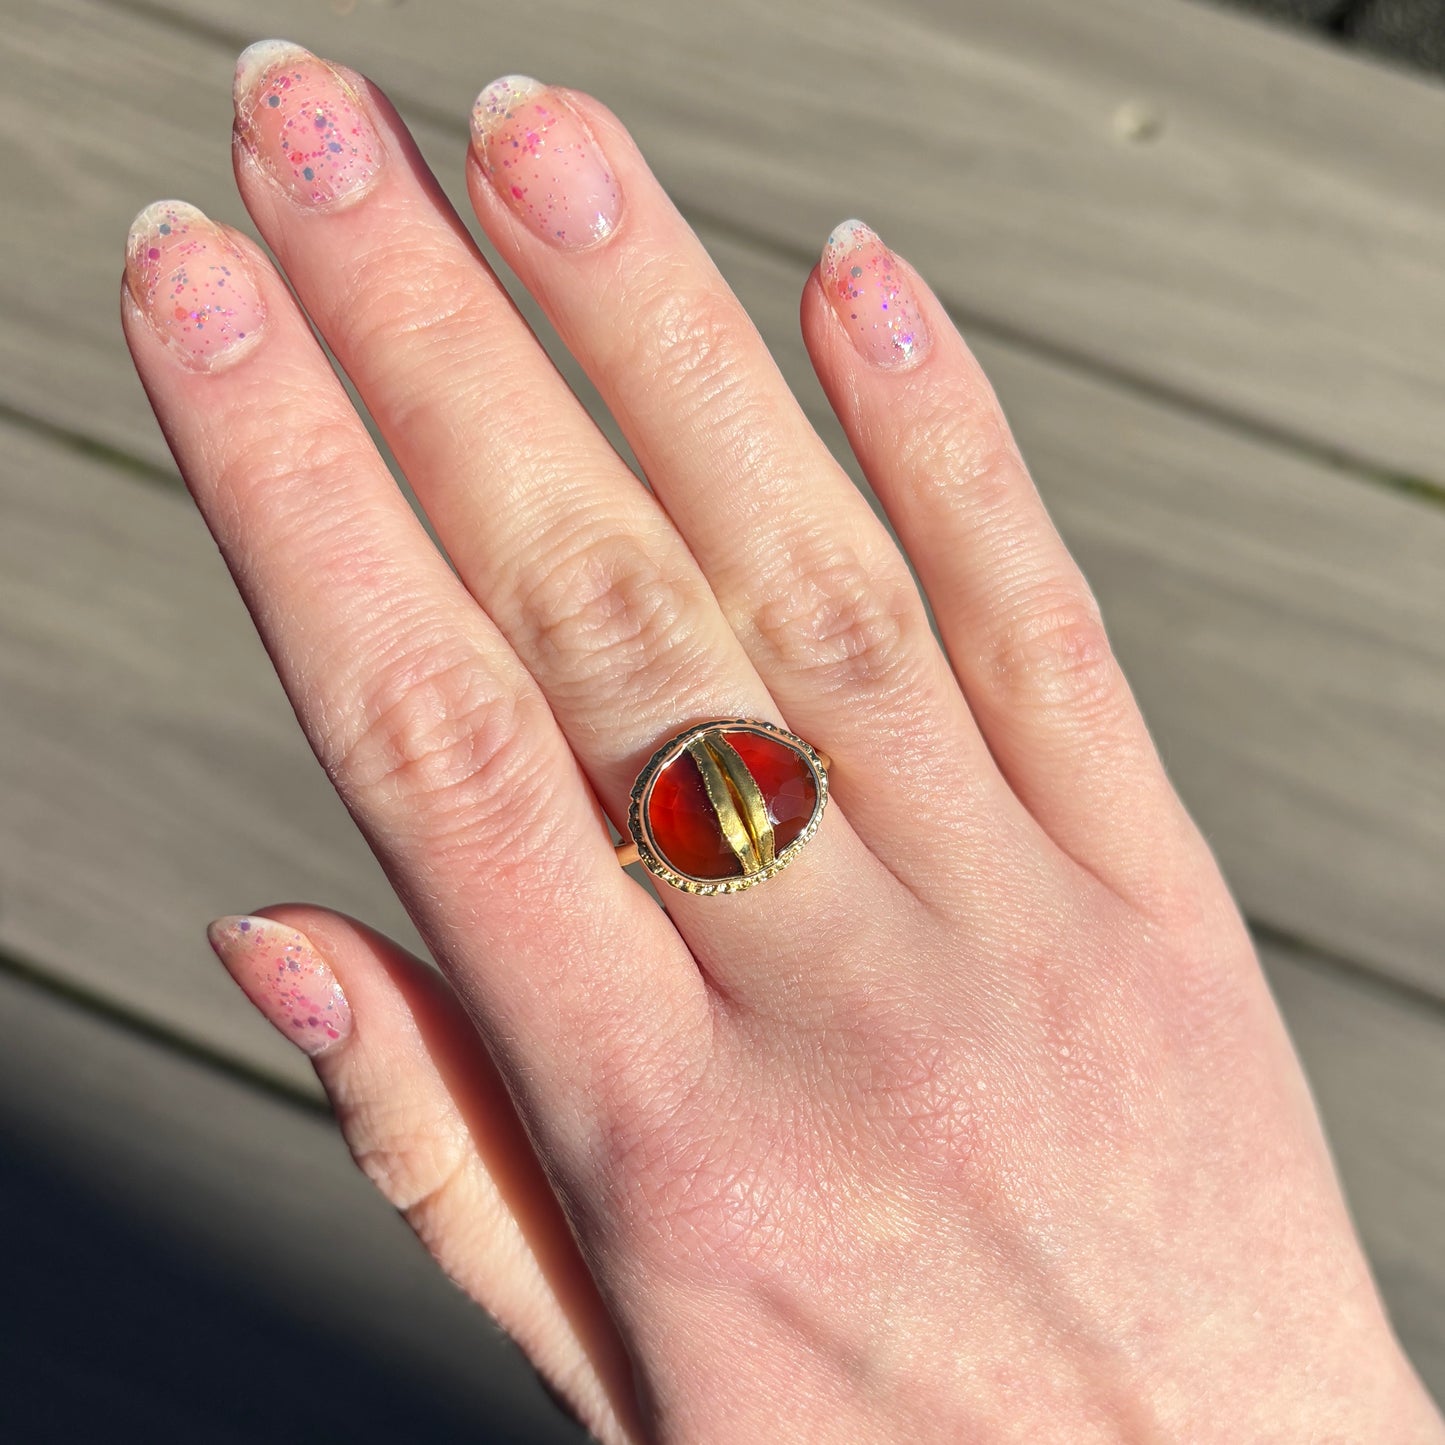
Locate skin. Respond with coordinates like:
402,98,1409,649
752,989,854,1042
122,44,1444,1445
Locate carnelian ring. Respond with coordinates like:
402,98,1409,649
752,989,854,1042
618,719,829,894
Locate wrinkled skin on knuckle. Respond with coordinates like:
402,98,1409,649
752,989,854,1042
336,1081,475,1215
898,382,1023,517
514,521,717,709
210,394,377,534
615,259,740,399
339,224,483,356
981,591,1122,720
323,632,553,860
741,532,932,700
337,1085,512,1290
616,266,793,474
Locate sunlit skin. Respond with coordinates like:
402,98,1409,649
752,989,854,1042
123,41,1445,1445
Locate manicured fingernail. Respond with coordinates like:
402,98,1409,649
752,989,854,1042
820,220,930,369
206,915,351,1057
234,40,381,207
125,201,266,371
470,75,621,249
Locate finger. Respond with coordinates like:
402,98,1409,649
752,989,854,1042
120,200,699,1123
205,910,641,1445
463,76,1036,890
226,44,909,999
801,221,1205,908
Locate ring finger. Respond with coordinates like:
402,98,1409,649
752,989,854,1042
228,43,912,996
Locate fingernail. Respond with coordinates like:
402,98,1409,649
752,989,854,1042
125,201,267,371
820,220,930,369
207,915,352,1057
234,39,381,207
470,75,621,249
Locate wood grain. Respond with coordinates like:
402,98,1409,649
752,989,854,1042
0,967,583,1442
1,0,1442,1421
1,0,1442,993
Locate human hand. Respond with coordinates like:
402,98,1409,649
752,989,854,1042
121,42,1443,1443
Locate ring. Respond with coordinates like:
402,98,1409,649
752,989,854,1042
616,719,830,894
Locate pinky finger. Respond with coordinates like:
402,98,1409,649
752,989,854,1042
206,908,640,1445
802,222,1210,911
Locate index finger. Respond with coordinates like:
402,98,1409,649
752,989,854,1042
120,199,705,1133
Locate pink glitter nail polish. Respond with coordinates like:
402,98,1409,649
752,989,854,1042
820,219,930,369
471,75,621,250
125,201,266,371
207,916,352,1057
234,40,381,208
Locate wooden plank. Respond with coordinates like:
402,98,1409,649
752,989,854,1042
6,307,1444,1029
1264,946,1445,1400
0,0,1439,994
0,416,414,1097
0,17,1441,996
8,0,1445,487
6,408,1442,1399
0,968,582,1443
1,0,1444,991
716,228,1445,991
1352,0,1445,75
119,0,1445,487
0,934,1439,1417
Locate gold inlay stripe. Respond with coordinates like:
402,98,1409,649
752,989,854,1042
706,734,776,869
685,737,758,874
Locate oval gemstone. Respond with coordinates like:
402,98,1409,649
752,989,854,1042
645,728,819,881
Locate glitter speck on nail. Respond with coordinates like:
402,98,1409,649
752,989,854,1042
244,59,380,204
479,87,620,249
821,223,929,368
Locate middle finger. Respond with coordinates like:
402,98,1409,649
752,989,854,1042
230,42,903,989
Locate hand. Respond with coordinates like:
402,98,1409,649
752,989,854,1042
122,42,1442,1443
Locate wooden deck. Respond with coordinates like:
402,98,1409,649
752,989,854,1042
2,0,1443,1434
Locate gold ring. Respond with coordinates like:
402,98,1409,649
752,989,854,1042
616,719,830,894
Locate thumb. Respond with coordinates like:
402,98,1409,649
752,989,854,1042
206,907,639,1444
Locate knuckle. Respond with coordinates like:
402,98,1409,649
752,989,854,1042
898,383,1023,515
214,407,375,523
743,541,928,697
516,524,712,700
618,270,766,448
343,1094,473,1214
326,632,548,846
340,1094,499,1257
983,592,1121,716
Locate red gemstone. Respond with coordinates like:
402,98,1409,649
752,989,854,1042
644,729,819,881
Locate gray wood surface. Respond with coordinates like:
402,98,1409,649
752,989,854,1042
4,0,1444,997
1,0,1442,1424
0,968,582,1442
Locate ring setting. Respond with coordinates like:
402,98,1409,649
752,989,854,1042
617,719,829,894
